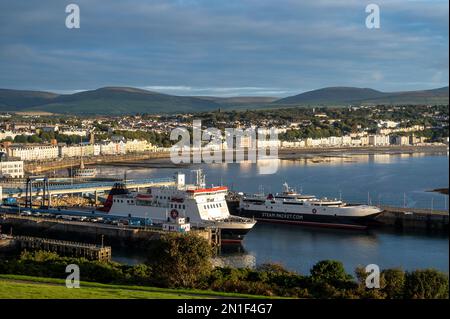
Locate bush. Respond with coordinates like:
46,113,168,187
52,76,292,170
382,268,405,299
310,260,353,288
404,269,449,299
145,233,213,288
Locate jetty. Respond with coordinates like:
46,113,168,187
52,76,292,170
0,212,221,249
377,206,448,231
14,235,111,261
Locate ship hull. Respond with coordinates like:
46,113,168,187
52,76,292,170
235,209,382,230
219,224,255,243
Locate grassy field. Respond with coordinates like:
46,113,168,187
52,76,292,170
0,274,266,299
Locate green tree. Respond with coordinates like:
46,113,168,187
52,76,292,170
311,260,352,283
145,233,213,288
404,269,449,299
382,268,405,299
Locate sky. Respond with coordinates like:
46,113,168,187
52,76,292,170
0,0,448,97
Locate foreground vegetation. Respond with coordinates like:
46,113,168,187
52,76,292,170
0,274,262,299
0,233,448,299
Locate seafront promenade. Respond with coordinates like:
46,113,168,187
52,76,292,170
23,145,448,174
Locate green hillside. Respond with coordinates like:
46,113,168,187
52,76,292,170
0,274,265,299
0,85,447,115
273,86,449,106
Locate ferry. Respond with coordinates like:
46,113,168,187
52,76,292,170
235,183,383,230
100,170,256,243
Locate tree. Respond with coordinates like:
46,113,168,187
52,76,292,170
145,233,213,288
404,269,449,299
382,268,405,299
310,260,353,287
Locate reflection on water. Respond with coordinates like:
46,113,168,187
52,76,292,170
213,248,257,269
69,153,448,273
240,223,448,274
112,222,449,274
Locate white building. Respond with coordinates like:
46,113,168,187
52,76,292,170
59,128,88,137
0,159,24,178
0,131,18,141
99,141,126,155
7,145,59,161
368,135,390,146
391,135,410,146
58,144,95,158
124,139,153,153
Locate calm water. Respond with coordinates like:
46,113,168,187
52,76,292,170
95,153,449,274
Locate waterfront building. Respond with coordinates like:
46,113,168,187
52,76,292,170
0,153,24,178
368,135,390,146
6,144,59,161
391,135,411,146
99,141,126,155
124,139,154,153
58,144,95,158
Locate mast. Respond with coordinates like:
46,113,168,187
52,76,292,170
192,169,206,188
79,135,85,169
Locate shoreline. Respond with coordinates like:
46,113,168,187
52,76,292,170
24,145,448,173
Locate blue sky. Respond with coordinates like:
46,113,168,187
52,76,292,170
0,0,448,96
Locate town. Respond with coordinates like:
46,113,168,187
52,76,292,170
0,104,448,178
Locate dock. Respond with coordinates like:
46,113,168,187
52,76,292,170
0,212,220,249
377,206,448,231
14,235,111,261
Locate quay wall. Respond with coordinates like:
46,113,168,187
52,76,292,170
377,207,448,231
0,214,214,249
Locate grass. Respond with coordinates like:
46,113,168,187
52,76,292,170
0,274,270,299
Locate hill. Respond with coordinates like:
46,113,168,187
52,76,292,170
0,86,447,114
0,89,58,111
274,86,449,106
26,87,222,114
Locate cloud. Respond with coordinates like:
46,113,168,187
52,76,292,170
0,0,448,93
142,86,296,97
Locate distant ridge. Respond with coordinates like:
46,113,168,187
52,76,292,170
0,85,447,114
274,86,449,106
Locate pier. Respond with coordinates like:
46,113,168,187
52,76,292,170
0,213,220,249
14,235,111,261
377,206,448,231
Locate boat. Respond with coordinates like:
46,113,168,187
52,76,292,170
234,182,383,230
68,139,97,178
100,170,256,243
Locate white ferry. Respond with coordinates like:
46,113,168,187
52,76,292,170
236,183,383,230
101,170,256,243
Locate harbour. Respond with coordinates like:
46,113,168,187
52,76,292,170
0,152,447,274
91,152,449,273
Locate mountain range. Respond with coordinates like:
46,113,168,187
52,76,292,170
0,86,448,115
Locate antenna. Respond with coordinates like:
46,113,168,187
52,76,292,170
191,169,205,188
